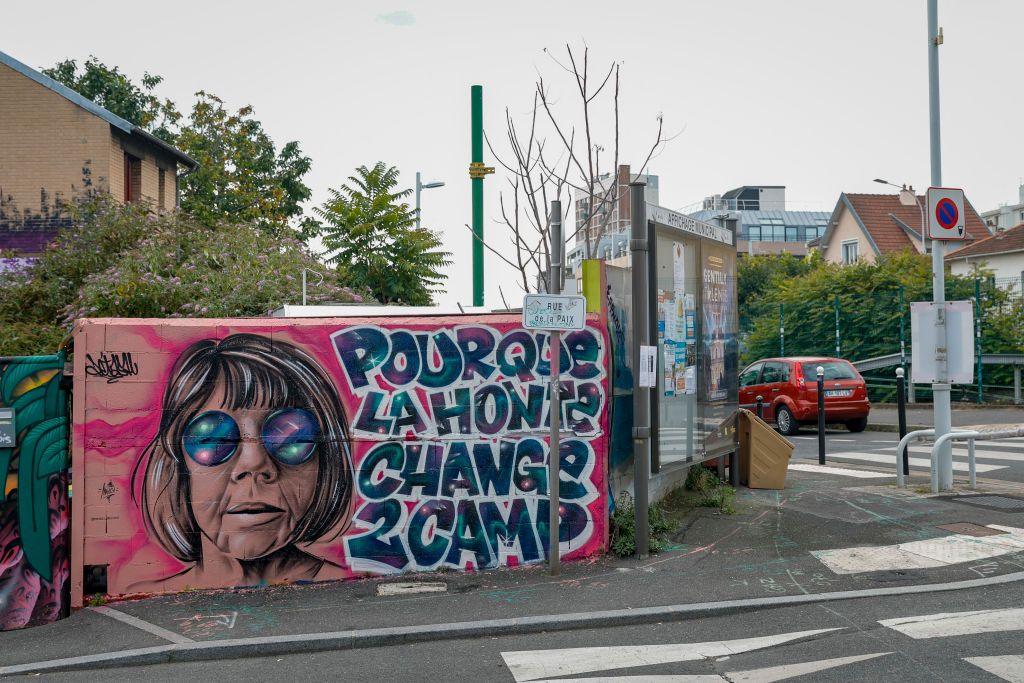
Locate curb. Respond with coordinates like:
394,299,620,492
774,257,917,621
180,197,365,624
866,423,929,433
4,570,1024,676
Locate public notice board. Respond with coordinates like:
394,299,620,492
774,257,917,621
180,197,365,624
522,294,587,331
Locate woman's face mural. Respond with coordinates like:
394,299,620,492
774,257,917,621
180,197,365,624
133,333,353,588
74,317,609,604
183,387,322,561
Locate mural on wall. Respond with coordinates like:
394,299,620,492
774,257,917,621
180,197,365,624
0,355,70,630
74,316,609,601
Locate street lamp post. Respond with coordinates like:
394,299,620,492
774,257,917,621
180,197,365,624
873,178,926,247
415,171,445,231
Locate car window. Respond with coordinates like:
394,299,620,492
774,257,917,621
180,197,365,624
739,363,763,387
801,360,857,380
761,362,785,383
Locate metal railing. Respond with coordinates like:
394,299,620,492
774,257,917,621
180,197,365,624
896,425,1024,491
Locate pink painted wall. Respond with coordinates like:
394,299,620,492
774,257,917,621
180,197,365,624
70,314,609,604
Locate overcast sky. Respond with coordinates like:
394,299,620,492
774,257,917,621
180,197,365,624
3,0,1021,307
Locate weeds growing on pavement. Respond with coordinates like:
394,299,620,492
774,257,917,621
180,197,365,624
608,492,673,557
686,464,738,515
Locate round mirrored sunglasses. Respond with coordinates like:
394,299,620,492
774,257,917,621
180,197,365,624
182,408,320,467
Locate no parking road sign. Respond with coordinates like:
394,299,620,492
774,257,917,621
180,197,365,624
927,187,966,240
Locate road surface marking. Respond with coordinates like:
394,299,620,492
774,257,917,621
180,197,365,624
520,652,891,683
500,628,842,681
813,525,1024,574
788,463,890,479
90,606,194,644
897,448,1024,463
880,608,1024,639
821,451,1006,472
726,652,891,682
964,655,1024,682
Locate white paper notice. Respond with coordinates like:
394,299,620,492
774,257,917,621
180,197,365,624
639,345,657,387
684,366,696,394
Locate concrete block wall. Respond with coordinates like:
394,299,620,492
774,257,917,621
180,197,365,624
71,315,611,605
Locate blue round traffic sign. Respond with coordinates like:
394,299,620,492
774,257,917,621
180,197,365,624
935,197,959,231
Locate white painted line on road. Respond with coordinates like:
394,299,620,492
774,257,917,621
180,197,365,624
90,606,194,644
529,652,895,683
899,448,1024,463
880,608,1024,639
788,463,890,479
823,451,1006,472
500,629,843,681
727,652,892,682
831,438,856,443
964,655,1024,682
812,526,1024,575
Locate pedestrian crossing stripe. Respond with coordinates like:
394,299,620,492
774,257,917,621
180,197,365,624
819,451,1006,473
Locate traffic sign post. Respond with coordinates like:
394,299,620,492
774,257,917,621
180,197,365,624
927,187,966,241
523,202,586,575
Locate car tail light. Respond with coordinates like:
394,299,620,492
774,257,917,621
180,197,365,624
794,364,806,389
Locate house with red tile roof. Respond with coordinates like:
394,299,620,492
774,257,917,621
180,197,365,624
946,222,1024,292
816,193,991,265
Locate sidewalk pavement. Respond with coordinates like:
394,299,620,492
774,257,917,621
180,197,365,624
868,403,1024,431
5,466,1024,673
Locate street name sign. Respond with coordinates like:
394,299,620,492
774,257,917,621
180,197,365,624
522,294,587,331
927,187,966,240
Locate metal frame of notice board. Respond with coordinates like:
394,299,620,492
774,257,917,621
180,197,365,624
645,205,739,473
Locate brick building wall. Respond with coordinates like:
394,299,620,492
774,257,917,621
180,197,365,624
0,60,112,243
0,59,182,256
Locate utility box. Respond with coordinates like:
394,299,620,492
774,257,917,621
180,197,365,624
738,409,794,489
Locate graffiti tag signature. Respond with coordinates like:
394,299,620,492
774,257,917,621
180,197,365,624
84,352,139,383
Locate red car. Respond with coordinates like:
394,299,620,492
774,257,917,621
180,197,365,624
738,356,870,435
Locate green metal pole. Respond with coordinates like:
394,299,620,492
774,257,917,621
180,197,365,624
779,303,785,356
471,85,484,307
975,278,983,403
834,294,841,358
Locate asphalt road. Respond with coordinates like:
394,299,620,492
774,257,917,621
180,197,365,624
35,581,1024,681
788,427,1024,484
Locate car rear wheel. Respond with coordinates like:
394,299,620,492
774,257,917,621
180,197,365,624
775,405,799,436
846,417,868,433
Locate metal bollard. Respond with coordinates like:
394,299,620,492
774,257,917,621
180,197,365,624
817,365,826,465
755,395,764,420
896,367,909,476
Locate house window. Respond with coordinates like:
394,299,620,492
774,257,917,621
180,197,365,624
158,169,166,209
123,153,141,203
841,240,859,264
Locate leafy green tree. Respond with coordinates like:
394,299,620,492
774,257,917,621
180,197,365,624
741,251,1022,369
176,92,314,235
738,252,819,332
0,196,362,356
311,163,451,305
43,57,180,142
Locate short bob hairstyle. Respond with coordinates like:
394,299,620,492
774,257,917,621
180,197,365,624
134,333,353,562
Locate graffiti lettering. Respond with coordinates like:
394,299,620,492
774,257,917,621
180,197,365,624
84,352,139,383
333,324,606,574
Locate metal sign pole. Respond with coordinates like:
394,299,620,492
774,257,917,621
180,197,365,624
927,0,953,490
547,200,562,575
629,181,650,559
